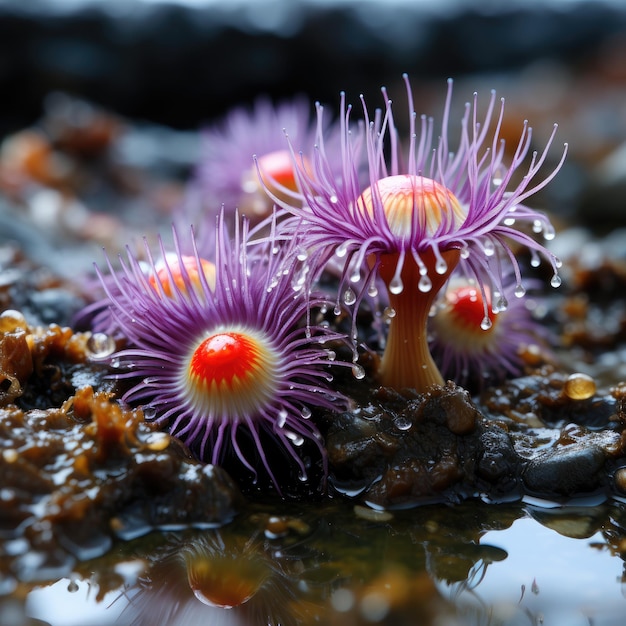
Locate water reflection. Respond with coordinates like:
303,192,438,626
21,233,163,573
19,501,626,626
119,528,321,625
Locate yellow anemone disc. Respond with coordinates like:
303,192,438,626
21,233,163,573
359,174,466,238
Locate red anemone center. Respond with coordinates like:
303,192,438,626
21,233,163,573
447,286,496,330
190,332,259,387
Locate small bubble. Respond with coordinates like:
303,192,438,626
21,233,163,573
142,406,157,420
301,406,312,418
388,276,403,294
343,288,356,305
550,273,562,288
480,316,492,331
351,363,366,380
514,284,526,298
86,332,116,360
326,350,336,361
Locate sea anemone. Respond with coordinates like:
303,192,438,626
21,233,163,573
428,274,549,390
93,212,349,493
178,95,323,247
263,75,567,393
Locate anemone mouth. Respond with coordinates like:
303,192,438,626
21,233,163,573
358,174,467,239
149,254,216,298
180,325,281,420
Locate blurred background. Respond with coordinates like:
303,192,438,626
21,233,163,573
0,0,625,251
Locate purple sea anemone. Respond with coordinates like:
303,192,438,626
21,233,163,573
263,75,567,393
179,96,322,244
93,212,350,493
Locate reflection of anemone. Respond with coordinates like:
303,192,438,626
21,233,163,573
428,274,549,389
265,75,566,394
120,531,319,626
92,212,350,493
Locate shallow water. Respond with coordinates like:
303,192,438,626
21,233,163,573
7,497,626,626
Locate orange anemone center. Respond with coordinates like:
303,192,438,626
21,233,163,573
359,174,466,238
242,149,310,217
150,255,215,299
183,328,279,419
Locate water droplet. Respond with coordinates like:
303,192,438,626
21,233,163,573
503,217,516,226
326,350,336,361
435,258,448,274
514,284,526,298
418,275,432,292
301,406,312,419
543,225,556,241
393,415,412,431
460,246,470,259
367,282,378,297
383,306,396,319
532,219,543,234
272,245,280,255
483,240,495,257
530,251,541,268
145,432,170,451
351,363,366,380
277,410,288,428
330,194,338,204
480,316,492,331
296,248,308,262
333,304,342,316
389,276,403,294
142,406,157,420
555,257,563,268
343,288,356,305
285,431,305,446
550,273,561,288
335,242,348,258
67,579,79,593
86,332,116,360
497,295,508,311
350,268,361,283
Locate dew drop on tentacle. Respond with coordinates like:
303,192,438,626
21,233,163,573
543,223,556,241
335,242,348,258
389,276,404,295
383,306,396,319
301,406,312,418
480,316,493,331
277,409,288,428
532,219,543,234
530,250,541,268
418,275,432,292
367,280,378,297
343,287,357,305
514,283,526,298
351,363,366,379
483,240,495,257
550,273,562,288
